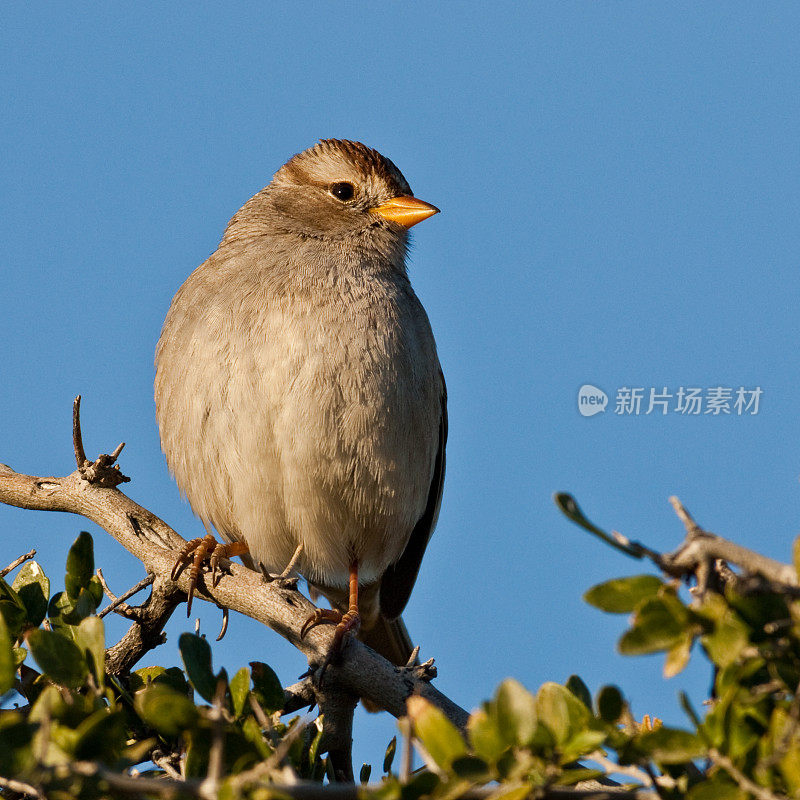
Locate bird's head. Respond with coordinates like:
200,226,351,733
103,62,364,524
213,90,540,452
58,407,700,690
221,139,439,246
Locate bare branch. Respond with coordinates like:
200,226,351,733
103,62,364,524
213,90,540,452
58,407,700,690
97,570,155,619
586,752,653,788
316,681,358,782
556,492,799,593
283,677,317,715
708,749,787,800
201,677,228,798
71,395,129,487
663,527,798,589
0,548,37,578
105,576,182,676
72,394,88,469
0,774,47,799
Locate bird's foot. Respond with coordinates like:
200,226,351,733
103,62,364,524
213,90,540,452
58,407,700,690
170,533,248,615
300,608,361,681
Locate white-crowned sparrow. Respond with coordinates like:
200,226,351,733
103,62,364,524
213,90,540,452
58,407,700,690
155,139,446,666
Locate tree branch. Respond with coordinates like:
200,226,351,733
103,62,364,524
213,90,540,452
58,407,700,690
555,492,799,594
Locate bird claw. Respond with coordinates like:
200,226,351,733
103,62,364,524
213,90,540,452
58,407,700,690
300,608,361,682
170,534,248,615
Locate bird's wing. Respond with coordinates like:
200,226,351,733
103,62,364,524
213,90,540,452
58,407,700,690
378,371,448,620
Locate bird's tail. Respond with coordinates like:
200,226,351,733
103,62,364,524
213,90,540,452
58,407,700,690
360,614,414,667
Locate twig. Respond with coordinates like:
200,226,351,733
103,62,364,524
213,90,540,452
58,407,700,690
708,749,788,800
398,717,413,782
0,774,47,799
201,677,228,799
586,752,652,788
232,715,313,791
249,693,276,737
152,749,183,780
555,492,800,591
71,396,129,487
0,548,36,578
72,394,88,468
667,496,703,539
104,576,182,676
97,570,155,619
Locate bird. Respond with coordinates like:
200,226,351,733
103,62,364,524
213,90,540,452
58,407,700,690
154,139,446,669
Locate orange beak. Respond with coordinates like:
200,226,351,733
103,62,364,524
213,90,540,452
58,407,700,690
370,195,440,229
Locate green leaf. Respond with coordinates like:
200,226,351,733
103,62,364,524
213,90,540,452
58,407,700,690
597,685,624,722
74,616,105,688
495,678,537,746
700,599,750,668
47,591,78,633
360,763,372,784
240,715,271,759
27,628,87,688
383,735,397,773
179,632,217,702
618,594,692,655
229,666,250,718
780,742,800,795
12,647,26,669
584,575,664,613
561,730,607,762
686,774,747,800
637,726,705,764
451,754,490,780
406,696,466,769
0,611,14,693
467,707,507,763
0,712,34,776
12,561,50,628
249,661,284,713
74,710,127,761
402,771,439,800
65,532,94,601
556,767,606,786
536,682,589,745
130,665,190,695
135,684,199,737
536,682,570,744
664,633,694,678
0,578,28,640
565,674,592,709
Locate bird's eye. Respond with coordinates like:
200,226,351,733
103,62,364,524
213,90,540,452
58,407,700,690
329,182,356,202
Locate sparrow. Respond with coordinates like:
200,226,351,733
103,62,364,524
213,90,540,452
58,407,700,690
154,139,446,668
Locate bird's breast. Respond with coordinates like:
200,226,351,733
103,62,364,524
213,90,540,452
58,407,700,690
160,261,442,590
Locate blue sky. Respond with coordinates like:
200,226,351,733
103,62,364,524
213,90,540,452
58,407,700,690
3,2,800,771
